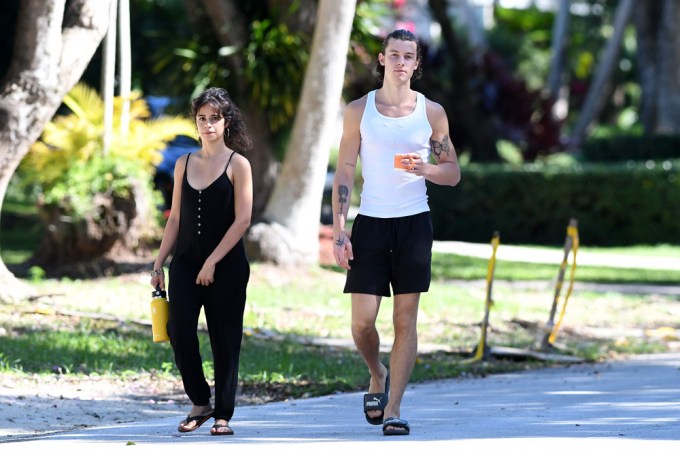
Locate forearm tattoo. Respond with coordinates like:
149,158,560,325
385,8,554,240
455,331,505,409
431,134,450,159
338,185,349,214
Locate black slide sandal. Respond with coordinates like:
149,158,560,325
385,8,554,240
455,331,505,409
363,372,390,425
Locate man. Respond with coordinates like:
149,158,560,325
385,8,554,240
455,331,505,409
332,29,461,436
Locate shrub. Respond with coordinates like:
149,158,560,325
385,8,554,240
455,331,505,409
18,83,196,264
428,161,680,246
582,135,680,162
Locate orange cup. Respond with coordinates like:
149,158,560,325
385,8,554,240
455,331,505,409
394,154,414,170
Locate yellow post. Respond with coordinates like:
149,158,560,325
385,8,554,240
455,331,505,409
462,231,500,363
549,222,579,344
536,218,578,351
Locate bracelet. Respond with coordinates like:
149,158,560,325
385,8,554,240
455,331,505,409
150,269,164,277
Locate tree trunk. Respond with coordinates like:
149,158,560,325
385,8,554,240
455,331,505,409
118,0,131,138
459,0,487,54
246,0,356,264
655,1,680,134
101,0,117,154
0,0,111,302
547,0,571,121
428,0,498,162
568,0,634,149
634,1,661,133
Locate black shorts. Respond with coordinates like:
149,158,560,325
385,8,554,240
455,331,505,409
344,212,433,297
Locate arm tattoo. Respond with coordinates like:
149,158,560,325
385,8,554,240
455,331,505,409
431,134,450,159
338,185,349,214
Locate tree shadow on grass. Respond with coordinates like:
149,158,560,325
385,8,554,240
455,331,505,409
7,249,155,280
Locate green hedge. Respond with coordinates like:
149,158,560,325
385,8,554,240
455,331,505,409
583,135,680,162
428,161,680,246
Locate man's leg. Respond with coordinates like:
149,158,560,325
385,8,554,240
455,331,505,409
352,293,389,419
383,292,420,426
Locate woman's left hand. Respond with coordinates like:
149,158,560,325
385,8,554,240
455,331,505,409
196,262,216,286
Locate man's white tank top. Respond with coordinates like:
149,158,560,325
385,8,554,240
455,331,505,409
358,90,432,218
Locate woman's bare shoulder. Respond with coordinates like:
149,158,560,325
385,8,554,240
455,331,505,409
230,151,252,171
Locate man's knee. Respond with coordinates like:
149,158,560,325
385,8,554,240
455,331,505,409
393,317,417,338
393,309,418,336
351,318,376,339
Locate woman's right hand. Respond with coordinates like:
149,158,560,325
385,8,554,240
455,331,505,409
150,268,165,290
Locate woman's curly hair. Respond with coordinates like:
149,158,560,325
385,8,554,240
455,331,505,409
191,87,252,153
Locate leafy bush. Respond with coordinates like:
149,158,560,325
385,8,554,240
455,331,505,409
428,161,680,246
582,134,680,162
17,83,196,264
20,83,194,222
244,19,308,132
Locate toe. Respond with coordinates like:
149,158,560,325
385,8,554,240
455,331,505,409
211,424,233,435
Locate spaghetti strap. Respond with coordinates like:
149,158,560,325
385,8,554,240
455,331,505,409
183,153,192,182
224,151,236,173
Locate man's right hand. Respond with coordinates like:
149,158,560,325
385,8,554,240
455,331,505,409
332,232,354,270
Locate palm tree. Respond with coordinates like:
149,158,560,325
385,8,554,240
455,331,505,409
634,0,680,134
547,0,570,121
568,0,634,148
246,0,356,264
0,0,111,302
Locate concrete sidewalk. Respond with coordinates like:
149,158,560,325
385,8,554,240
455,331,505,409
433,240,680,271
3,353,680,452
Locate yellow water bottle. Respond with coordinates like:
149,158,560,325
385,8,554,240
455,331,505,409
150,285,170,343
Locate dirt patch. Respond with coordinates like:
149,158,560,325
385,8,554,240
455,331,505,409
0,372,186,439
0,372,278,440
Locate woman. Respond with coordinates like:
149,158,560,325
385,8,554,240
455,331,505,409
150,87,253,436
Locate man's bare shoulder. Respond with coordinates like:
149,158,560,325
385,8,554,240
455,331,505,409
343,95,369,130
424,97,446,117
425,97,448,128
346,95,369,115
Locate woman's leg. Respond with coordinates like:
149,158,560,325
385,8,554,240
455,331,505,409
168,259,212,409
203,256,249,423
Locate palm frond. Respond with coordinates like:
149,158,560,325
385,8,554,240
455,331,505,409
63,83,104,124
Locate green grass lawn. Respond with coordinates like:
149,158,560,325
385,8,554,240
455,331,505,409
1,254,677,400
430,252,680,284
1,195,679,401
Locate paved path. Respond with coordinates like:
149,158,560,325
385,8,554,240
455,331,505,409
3,353,679,452
433,240,680,295
433,241,680,271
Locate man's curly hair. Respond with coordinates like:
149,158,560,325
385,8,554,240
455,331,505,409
376,29,423,83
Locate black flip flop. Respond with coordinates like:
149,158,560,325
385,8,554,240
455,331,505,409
363,372,390,425
210,423,235,436
382,417,410,436
177,411,213,433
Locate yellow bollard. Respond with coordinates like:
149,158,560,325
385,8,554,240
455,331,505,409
549,223,579,344
537,218,578,351
462,231,500,364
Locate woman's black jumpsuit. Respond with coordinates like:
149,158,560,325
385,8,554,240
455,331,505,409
168,152,249,422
